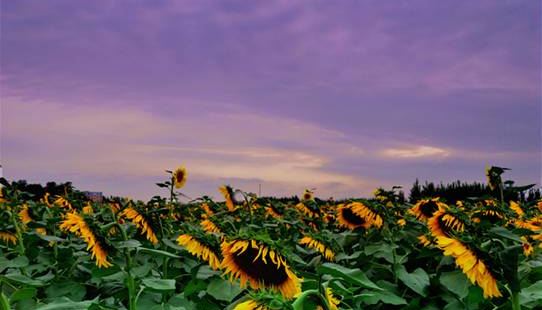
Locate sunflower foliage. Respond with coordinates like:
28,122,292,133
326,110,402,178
0,168,542,310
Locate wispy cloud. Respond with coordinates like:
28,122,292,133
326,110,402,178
381,145,451,159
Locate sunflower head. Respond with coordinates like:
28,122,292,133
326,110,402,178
221,239,301,299
410,198,446,221
336,204,365,230
299,234,336,261
219,185,238,212
317,287,340,310
172,166,188,189
521,237,534,257
428,209,465,238
302,189,314,201
177,232,221,270
485,165,508,191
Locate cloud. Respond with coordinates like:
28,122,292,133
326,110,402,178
2,97,378,199
381,145,451,159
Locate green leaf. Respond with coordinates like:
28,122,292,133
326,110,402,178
359,290,407,305
168,293,196,310
520,280,542,307
7,256,29,268
137,247,180,259
488,227,522,243
3,274,45,287
142,278,176,291
183,279,207,297
45,281,86,301
35,298,96,310
206,278,243,302
162,238,186,251
114,240,141,249
9,287,36,303
196,265,219,280
318,263,382,291
440,271,470,299
396,266,430,297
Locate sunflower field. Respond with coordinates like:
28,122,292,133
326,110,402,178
1,167,541,310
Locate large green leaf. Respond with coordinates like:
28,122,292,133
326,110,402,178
318,263,382,291
44,281,86,301
520,280,542,308
440,271,470,299
142,278,176,291
396,266,430,297
3,274,46,287
35,298,96,310
10,287,37,303
206,278,243,302
358,290,407,305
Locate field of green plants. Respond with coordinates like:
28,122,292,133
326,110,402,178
0,167,541,310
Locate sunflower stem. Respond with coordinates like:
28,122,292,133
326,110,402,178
511,291,520,310
10,211,25,256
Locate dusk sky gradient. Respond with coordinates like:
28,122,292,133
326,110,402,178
1,1,541,200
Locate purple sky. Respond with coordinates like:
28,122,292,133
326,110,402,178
1,1,541,200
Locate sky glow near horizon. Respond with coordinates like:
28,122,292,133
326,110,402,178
1,0,541,200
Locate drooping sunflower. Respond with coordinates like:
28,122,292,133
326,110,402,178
177,234,221,270
42,193,52,207
0,231,17,245
472,201,505,224
201,203,214,217
59,212,112,268
350,202,383,229
265,203,283,219
120,206,158,245
521,237,534,257
201,218,221,234
82,203,94,214
19,204,33,224
54,196,73,210
233,299,270,310
219,185,237,212
509,201,524,218
435,236,501,298
409,198,447,221
317,287,340,310
221,239,301,299
173,166,188,189
296,202,319,218
428,209,465,238
299,236,335,261
336,204,365,230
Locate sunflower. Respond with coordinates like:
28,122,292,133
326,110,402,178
435,236,501,298
19,204,32,224
54,196,73,210
418,234,432,247
221,239,301,299
428,209,464,238
59,212,112,268
0,231,17,245
336,204,365,230
509,201,524,218
83,203,94,214
219,185,236,212
173,166,188,189
472,206,504,224
234,300,270,310
397,218,407,227
201,219,221,234
410,198,447,221
317,287,340,310
120,207,158,245
265,204,283,219
42,193,52,207
299,236,335,261
350,202,383,229
521,237,534,257
0,187,6,203
302,189,314,201
296,202,319,218
177,234,221,270
201,203,214,217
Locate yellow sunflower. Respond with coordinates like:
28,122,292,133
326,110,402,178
435,236,501,298
350,202,383,229
397,218,407,227
418,235,432,247
0,231,17,245
42,193,52,207
317,287,340,310
83,203,94,214
173,166,188,189
299,236,335,261
219,185,236,212
302,189,314,201
201,219,221,234
296,202,319,218
265,204,283,219
59,212,112,268
54,196,73,210
409,198,447,221
120,207,158,245
177,234,221,270
521,237,534,257
336,204,365,230
509,201,524,218
19,204,32,224
234,300,270,310
201,203,214,217
221,239,301,299
428,209,464,238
